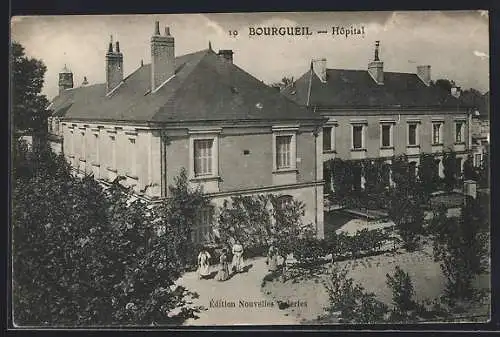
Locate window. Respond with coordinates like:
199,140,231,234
110,134,116,170
277,195,293,210
194,139,214,177
475,154,482,167
189,129,220,182
94,133,99,164
276,135,292,169
352,125,363,149
272,125,298,175
323,126,332,151
455,122,464,143
192,207,213,243
381,124,391,147
129,138,137,177
408,123,418,146
432,123,442,145
81,130,86,162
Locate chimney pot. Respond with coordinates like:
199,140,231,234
416,65,431,86
106,36,124,93
58,65,74,93
374,40,380,61
154,21,160,35
151,23,175,91
368,41,384,85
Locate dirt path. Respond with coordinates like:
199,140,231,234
176,257,298,325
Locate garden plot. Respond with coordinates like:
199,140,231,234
334,218,395,236
261,242,490,324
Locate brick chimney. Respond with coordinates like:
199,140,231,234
417,65,431,86
58,64,74,94
368,41,384,85
218,49,234,63
151,21,175,92
312,58,327,82
105,36,123,93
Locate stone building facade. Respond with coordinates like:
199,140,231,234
282,41,472,189
47,21,326,241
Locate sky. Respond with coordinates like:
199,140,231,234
11,11,489,100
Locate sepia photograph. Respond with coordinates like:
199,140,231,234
10,10,490,327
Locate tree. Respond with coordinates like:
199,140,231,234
460,88,487,117
432,79,454,94
11,41,50,134
463,155,478,181
270,76,294,91
391,155,410,192
442,150,457,192
161,168,211,268
12,141,201,326
432,197,489,302
388,192,424,252
419,153,439,197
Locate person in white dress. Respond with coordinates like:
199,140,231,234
231,240,245,273
197,249,211,279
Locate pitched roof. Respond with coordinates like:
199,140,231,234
282,67,464,110
50,49,320,124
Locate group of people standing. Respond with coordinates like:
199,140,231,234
197,241,246,281
196,240,281,281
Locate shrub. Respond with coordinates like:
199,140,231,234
431,196,489,303
325,228,391,261
323,265,388,323
214,194,314,266
388,190,425,252
442,150,458,192
419,153,440,196
12,142,201,326
161,168,210,269
463,155,478,181
386,266,416,313
292,238,328,264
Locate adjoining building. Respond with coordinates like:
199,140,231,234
46,22,327,241
468,91,489,167
282,41,472,190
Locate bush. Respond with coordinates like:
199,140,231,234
215,194,314,266
419,153,440,195
442,151,458,192
161,168,210,269
386,266,416,313
325,228,390,261
388,190,425,252
292,238,328,264
431,197,489,303
12,141,201,326
323,265,388,323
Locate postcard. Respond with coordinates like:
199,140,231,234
10,11,490,327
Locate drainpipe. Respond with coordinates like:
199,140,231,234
468,110,473,154
312,106,320,238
